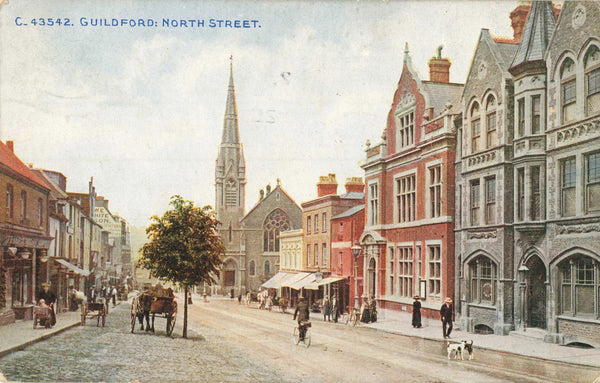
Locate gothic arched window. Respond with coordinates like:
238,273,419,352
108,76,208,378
561,58,577,124
584,45,600,117
559,255,600,317
485,95,497,148
264,260,270,276
470,102,481,153
249,260,256,276
263,209,291,252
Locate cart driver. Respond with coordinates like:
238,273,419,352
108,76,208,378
37,282,57,327
293,296,310,341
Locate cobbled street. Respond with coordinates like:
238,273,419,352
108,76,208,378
0,301,300,382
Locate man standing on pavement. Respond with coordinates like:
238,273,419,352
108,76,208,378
440,297,453,339
293,296,309,340
37,282,57,327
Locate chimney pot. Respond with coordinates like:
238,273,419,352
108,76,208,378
510,3,531,43
344,177,364,193
316,174,338,197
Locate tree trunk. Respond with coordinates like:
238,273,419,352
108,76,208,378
183,285,188,338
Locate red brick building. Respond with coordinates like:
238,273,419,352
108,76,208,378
299,174,364,306
360,44,462,319
331,199,365,313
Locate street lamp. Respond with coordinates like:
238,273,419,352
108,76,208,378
351,243,362,312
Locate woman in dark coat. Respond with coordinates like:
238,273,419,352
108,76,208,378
412,295,422,328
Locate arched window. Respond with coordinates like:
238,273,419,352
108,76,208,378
470,102,481,153
469,256,497,304
38,198,44,227
559,255,600,317
485,95,497,148
264,260,270,276
584,45,600,117
263,209,291,252
560,58,577,124
20,190,27,222
249,260,255,276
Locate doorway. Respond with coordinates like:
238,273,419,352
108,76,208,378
526,255,546,329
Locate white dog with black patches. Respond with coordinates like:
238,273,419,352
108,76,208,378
446,340,474,360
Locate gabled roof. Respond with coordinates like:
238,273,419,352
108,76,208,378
241,183,301,222
510,1,556,74
0,141,49,191
332,204,364,220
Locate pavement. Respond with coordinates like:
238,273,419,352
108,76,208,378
1,294,600,382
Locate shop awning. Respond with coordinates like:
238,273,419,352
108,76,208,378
287,273,317,290
261,272,294,289
55,258,90,277
280,272,311,289
304,276,346,290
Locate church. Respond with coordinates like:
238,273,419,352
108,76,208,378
214,60,302,295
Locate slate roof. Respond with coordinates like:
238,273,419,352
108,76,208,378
0,141,49,191
339,192,365,200
332,204,365,220
497,42,520,69
510,1,556,72
422,81,463,117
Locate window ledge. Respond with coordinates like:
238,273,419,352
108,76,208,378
557,315,600,324
468,302,496,309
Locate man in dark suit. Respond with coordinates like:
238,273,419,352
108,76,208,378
440,297,454,339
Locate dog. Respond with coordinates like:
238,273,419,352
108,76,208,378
462,340,474,360
447,340,465,360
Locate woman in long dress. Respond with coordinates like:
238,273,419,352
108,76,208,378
412,295,422,328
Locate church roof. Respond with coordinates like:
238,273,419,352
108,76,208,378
510,1,556,74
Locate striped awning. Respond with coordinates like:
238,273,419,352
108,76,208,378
280,272,311,289
304,276,346,290
261,272,294,289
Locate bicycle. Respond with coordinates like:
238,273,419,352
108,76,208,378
343,306,359,326
292,321,311,347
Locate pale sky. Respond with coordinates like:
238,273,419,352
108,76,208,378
0,0,519,227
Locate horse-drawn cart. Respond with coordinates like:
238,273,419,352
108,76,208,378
81,300,107,327
131,285,177,336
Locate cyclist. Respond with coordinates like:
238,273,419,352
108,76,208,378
293,296,310,341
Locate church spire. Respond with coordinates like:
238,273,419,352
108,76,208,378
222,55,240,144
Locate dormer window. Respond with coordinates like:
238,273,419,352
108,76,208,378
395,93,416,151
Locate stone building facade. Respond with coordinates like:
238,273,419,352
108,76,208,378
361,44,462,319
455,1,600,347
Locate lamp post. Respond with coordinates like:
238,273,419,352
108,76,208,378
518,264,529,331
351,243,362,312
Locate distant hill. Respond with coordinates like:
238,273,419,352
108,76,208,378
130,225,148,262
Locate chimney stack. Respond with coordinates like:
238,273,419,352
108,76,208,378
344,177,364,193
510,3,531,43
6,140,14,153
428,45,451,83
317,173,338,197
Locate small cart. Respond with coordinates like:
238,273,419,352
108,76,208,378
81,300,107,327
33,306,52,329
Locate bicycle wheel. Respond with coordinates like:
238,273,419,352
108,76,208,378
343,313,349,325
303,329,311,347
292,326,300,345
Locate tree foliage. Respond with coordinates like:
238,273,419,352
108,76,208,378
140,195,224,288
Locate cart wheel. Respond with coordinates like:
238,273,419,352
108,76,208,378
166,314,176,336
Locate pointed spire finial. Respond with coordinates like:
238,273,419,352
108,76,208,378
403,42,410,64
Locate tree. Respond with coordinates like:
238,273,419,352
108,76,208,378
139,195,224,338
